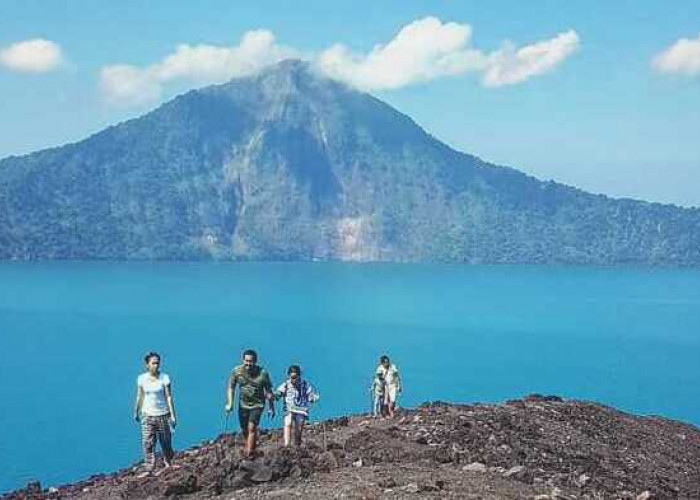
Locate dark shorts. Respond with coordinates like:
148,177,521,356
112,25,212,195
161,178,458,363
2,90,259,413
238,406,263,431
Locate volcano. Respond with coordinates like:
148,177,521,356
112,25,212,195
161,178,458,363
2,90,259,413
1,60,699,264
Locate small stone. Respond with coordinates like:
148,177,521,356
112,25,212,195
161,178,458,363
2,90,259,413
462,462,487,473
377,477,396,488
534,495,550,500
402,483,419,493
352,458,363,468
317,451,339,470
164,474,199,496
266,490,297,498
636,492,653,500
231,474,251,490
418,482,441,492
575,473,590,487
250,465,274,483
239,459,256,471
503,465,527,479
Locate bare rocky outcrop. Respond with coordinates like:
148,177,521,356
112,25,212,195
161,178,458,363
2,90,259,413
4,395,700,499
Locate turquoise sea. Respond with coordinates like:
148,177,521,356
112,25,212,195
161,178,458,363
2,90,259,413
1,262,700,492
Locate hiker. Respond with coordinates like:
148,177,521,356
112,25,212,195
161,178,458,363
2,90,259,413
274,364,320,447
370,371,387,418
134,352,177,476
376,355,402,418
225,349,275,458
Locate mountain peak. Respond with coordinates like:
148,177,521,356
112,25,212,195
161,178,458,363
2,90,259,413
263,58,315,77
2,57,700,264
213,59,334,100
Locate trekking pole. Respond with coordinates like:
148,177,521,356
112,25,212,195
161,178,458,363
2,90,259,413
219,373,233,461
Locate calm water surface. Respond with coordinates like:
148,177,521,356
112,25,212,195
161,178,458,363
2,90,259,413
1,262,699,492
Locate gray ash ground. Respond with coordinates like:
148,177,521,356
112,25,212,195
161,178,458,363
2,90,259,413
5,395,700,499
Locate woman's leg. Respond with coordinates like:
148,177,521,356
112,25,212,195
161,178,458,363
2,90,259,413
385,388,396,417
292,414,305,447
156,415,175,466
283,413,292,447
141,417,157,472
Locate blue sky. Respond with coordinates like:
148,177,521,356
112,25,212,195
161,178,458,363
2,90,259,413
1,0,699,206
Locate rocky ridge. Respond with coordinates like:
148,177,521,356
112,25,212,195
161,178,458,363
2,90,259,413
4,395,700,500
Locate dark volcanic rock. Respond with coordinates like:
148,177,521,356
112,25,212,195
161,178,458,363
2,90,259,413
163,475,198,496
3,397,700,499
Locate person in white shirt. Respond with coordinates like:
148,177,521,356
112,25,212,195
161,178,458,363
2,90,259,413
375,355,402,418
134,352,177,476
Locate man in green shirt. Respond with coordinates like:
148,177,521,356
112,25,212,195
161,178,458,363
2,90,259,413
225,349,275,457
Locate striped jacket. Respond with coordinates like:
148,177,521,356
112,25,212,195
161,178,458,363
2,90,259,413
275,379,319,416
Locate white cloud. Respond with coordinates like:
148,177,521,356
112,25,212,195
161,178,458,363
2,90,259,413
0,38,64,73
99,30,298,107
316,18,579,90
100,65,163,107
317,17,487,90
482,30,580,87
653,34,700,76
100,19,581,106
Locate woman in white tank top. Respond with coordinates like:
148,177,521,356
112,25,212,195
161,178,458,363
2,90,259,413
133,352,177,475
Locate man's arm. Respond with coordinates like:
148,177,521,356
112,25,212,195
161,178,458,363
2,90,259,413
265,373,275,417
225,374,236,413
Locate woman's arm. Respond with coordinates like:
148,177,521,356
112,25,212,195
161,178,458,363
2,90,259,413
307,383,320,403
165,383,176,425
134,385,144,422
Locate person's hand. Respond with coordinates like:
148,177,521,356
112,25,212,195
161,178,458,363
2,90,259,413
170,416,177,428
268,407,276,419
225,403,233,413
